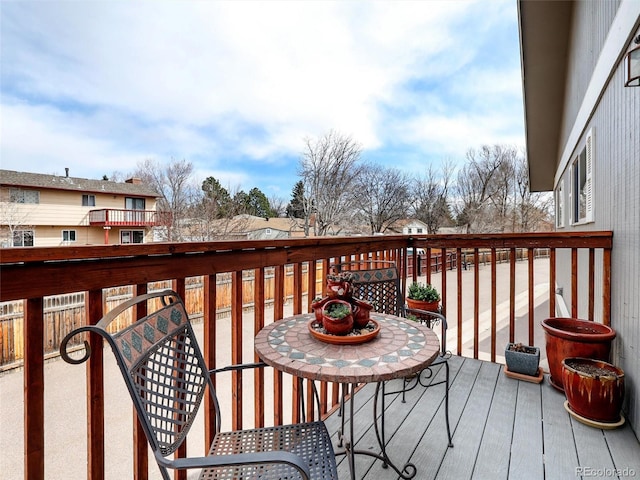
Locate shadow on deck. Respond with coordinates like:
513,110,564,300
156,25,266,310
325,356,640,480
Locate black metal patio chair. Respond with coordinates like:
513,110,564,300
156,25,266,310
60,289,338,480
332,260,453,448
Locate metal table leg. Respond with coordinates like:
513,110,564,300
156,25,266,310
335,382,417,480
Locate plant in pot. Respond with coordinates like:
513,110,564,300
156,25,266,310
505,342,540,377
406,282,440,313
321,299,354,336
562,357,625,427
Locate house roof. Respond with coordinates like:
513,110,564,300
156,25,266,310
0,169,159,197
233,214,306,233
518,0,573,192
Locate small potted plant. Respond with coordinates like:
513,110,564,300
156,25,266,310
321,299,354,335
406,281,440,312
505,342,540,377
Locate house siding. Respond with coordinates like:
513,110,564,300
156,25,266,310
560,0,622,148
554,3,640,432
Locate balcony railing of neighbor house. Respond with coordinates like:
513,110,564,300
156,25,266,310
88,208,171,227
0,231,612,480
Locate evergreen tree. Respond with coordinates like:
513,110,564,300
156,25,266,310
286,181,306,218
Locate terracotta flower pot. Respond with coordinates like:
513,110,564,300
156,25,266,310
562,357,624,424
541,317,616,391
352,298,373,328
322,299,354,336
311,297,329,322
406,297,439,313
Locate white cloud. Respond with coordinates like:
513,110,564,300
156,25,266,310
1,0,524,191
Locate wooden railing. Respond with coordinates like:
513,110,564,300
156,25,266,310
0,232,613,480
88,208,171,227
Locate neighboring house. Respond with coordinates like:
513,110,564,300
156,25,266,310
229,214,306,240
519,0,640,433
0,169,163,246
201,214,306,241
391,219,429,235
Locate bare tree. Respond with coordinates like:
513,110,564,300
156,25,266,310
513,153,553,231
454,145,551,233
412,161,454,234
269,195,288,217
454,145,511,233
354,163,411,234
132,158,196,241
299,130,363,236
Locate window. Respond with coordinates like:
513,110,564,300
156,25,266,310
10,188,39,204
125,197,145,210
121,230,144,244
407,228,412,234
571,129,594,224
417,228,423,234
82,194,96,206
265,228,272,235
13,230,34,247
555,179,565,228
62,230,77,242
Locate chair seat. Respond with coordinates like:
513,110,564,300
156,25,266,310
200,421,338,480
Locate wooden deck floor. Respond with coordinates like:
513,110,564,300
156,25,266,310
324,356,640,480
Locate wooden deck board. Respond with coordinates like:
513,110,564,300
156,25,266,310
472,369,517,480
325,356,640,480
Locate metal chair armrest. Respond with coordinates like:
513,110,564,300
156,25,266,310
156,450,312,480
209,361,267,375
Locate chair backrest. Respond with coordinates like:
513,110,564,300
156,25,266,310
61,290,220,461
331,260,404,316
332,260,448,354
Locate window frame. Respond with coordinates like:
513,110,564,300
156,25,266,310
555,179,565,228
82,194,96,207
120,229,145,244
62,230,77,243
570,128,594,225
10,188,40,204
13,229,35,247
125,197,146,210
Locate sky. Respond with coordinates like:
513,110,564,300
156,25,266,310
1,0,525,201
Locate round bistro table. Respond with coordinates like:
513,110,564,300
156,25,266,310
254,312,441,479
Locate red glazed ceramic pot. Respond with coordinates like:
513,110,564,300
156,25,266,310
541,317,616,391
352,299,373,328
322,299,353,335
562,357,624,423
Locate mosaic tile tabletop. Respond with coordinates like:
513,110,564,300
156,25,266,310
255,313,440,383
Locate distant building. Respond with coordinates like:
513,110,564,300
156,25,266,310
0,169,164,247
217,215,306,240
